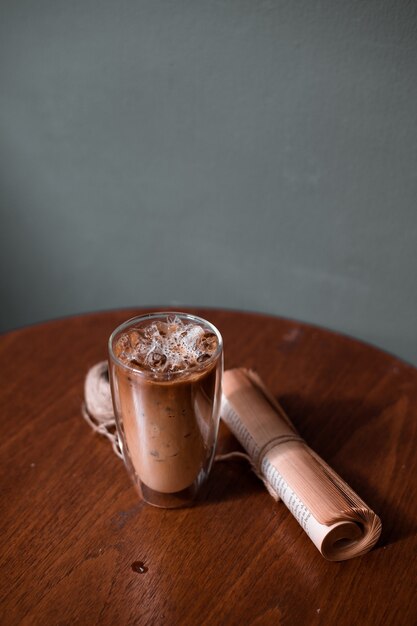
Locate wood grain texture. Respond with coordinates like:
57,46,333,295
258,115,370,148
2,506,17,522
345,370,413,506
1,308,416,626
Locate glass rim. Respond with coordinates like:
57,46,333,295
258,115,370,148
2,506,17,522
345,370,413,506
108,311,223,380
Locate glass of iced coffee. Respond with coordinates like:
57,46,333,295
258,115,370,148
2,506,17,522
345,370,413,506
108,312,223,508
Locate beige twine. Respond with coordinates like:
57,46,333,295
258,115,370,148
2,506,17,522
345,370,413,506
82,361,123,459
82,361,285,499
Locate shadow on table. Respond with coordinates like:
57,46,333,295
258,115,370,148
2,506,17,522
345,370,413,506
198,456,263,507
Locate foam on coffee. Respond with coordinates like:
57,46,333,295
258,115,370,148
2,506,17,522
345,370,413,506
114,315,219,374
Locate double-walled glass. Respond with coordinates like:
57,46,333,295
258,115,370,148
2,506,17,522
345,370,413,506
108,312,223,508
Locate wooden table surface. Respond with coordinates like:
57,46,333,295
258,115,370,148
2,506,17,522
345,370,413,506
1,308,416,626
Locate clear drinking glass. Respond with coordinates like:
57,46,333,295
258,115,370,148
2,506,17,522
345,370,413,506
108,312,223,508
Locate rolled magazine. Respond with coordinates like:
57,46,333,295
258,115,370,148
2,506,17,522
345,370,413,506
221,368,382,561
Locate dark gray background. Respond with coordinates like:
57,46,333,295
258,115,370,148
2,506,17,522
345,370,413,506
1,1,416,364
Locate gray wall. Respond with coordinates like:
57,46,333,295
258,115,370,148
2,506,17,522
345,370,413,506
1,0,416,364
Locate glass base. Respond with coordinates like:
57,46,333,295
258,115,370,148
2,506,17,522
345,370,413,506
140,481,199,509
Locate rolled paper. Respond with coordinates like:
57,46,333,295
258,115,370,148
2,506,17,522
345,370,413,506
221,369,382,561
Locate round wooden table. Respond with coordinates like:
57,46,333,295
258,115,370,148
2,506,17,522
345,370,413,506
1,308,416,625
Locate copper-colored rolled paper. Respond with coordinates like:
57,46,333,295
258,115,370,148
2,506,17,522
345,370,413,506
221,369,382,561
